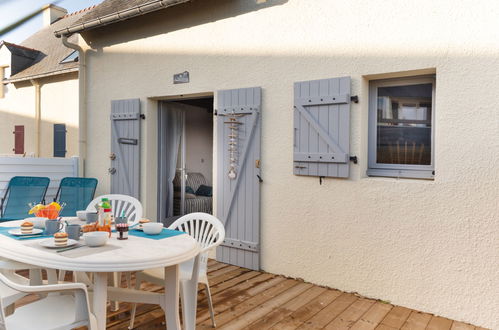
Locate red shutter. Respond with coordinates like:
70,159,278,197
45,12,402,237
13,125,24,154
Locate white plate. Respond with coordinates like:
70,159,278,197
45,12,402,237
39,238,78,249
8,228,43,236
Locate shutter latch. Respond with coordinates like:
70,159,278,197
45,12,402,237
349,156,358,164
350,95,359,103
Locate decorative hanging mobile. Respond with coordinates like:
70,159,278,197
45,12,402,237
224,111,245,180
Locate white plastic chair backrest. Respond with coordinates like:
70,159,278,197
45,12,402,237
168,212,225,266
86,194,143,224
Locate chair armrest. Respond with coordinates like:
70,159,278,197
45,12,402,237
0,272,87,294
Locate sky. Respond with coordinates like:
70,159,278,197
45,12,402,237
0,0,103,43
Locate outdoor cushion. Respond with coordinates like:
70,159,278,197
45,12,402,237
195,185,212,197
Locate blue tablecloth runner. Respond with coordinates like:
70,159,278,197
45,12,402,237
129,228,185,240
0,227,52,240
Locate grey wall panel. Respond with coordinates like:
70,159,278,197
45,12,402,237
216,87,261,271
110,98,140,199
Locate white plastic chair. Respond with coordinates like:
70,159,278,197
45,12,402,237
0,271,97,329
86,194,143,224
129,212,225,328
59,194,144,284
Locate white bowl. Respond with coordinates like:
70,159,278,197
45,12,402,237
142,222,163,235
29,217,48,229
83,231,109,247
76,210,88,221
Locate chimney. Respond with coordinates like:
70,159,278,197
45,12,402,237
42,4,67,27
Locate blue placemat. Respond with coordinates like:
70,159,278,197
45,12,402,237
129,228,185,240
0,227,52,240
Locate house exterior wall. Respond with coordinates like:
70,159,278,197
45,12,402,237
79,0,499,327
0,72,78,157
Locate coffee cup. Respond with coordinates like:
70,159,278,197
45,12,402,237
66,224,82,240
44,220,63,236
86,212,98,224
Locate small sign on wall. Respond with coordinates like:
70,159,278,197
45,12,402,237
173,71,189,84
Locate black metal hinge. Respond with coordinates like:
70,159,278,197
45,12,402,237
350,95,359,103
349,156,358,164
140,114,146,119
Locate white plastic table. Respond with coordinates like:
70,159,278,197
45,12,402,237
0,220,200,330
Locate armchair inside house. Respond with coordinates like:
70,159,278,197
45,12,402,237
173,172,212,215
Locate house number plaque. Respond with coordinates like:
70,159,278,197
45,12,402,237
173,71,189,84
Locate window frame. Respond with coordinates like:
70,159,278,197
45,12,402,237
368,75,436,179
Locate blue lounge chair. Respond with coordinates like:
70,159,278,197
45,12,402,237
54,177,98,217
0,176,50,221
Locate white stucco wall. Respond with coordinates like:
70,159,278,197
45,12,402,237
0,73,78,157
80,0,499,327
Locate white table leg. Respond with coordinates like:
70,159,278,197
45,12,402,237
163,265,181,330
93,272,108,330
181,255,200,330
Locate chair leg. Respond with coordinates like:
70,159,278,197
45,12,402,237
129,276,142,329
58,270,67,282
204,282,216,327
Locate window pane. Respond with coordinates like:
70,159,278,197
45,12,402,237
376,83,432,165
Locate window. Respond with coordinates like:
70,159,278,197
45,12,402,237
60,51,78,64
368,75,435,179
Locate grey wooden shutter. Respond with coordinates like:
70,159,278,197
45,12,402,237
110,99,140,199
293,77,352,178
216,87,261,271
53,124,67,157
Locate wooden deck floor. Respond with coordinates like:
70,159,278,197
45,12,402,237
18,260,485,330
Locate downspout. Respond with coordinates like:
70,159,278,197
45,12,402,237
30,79,41,157
61,35,86,176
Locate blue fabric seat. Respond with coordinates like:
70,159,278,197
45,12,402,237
54,177,98,217
0,176,50,222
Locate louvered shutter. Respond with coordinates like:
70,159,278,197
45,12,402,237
53,124,67,157
13,125,24,154
110,99,141,199
216,87,262,271
293,77,352,178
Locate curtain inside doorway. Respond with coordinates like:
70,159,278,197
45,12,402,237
159,104,184,220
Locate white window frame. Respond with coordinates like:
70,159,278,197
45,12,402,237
368,75,436,179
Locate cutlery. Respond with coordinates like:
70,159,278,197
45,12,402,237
56,245,84,253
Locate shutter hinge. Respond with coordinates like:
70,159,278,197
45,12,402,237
214,109,218,116
140,114,146,119
319,176,325,185
349,156,358,164
350,95,359,103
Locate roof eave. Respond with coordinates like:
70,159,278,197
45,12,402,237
4,67,78,83
54,0,191,37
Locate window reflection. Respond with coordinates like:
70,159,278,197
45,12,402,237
376,84,432,165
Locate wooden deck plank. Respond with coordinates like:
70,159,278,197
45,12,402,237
325,297,377,329
217,282,313,329
400,311,432,330
427,316,454,330
381,306,413,328
196,273,280,323
15,262,484,330
350,301,393,330
268,289,343,330
197,278,300,328
246,286,327,330
299,293,358,330
450,322,476,330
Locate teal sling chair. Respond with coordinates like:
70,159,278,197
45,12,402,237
54,177,98,217
0,176,50,222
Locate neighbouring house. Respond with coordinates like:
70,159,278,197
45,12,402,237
54,0,499,328
0,4,94,158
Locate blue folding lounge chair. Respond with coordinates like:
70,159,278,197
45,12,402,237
54,177,98,217
0,176,50,221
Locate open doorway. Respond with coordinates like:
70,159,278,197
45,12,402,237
157,95,214,226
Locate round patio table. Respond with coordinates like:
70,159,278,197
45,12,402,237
0,220,200,330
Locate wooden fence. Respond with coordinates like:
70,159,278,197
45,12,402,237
0,156,79,203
